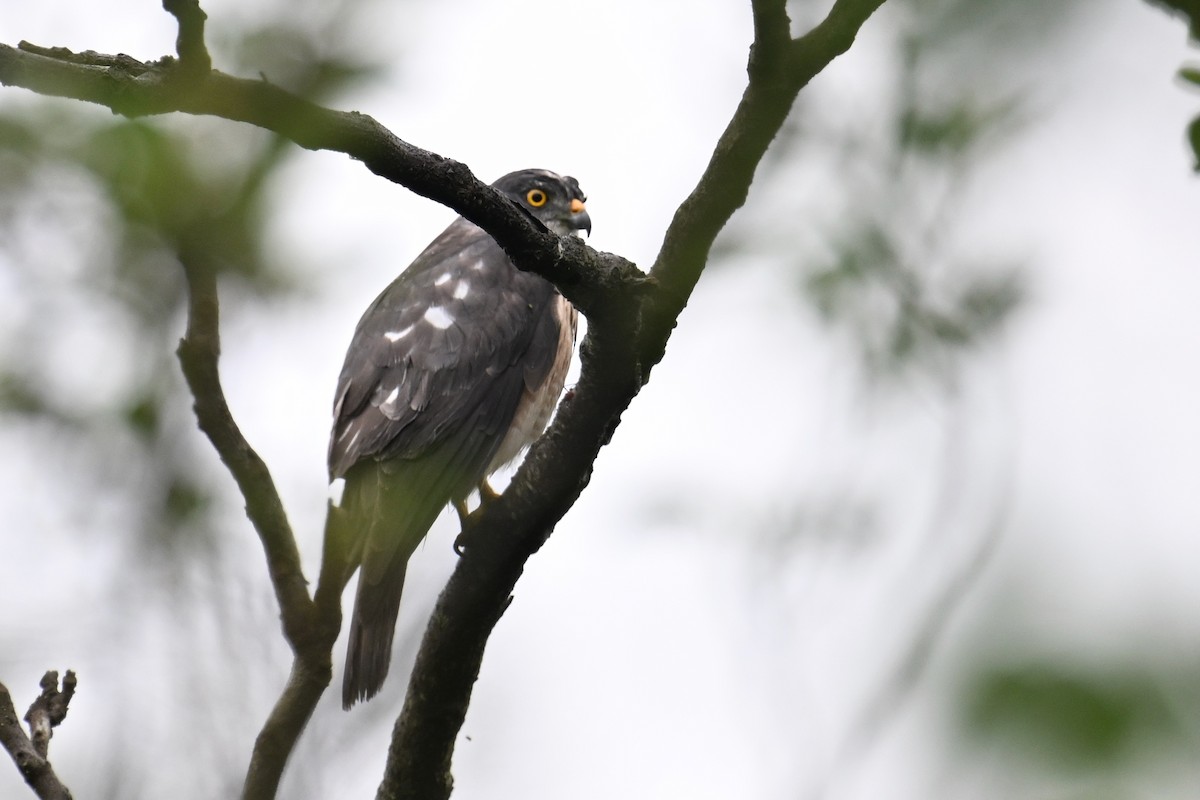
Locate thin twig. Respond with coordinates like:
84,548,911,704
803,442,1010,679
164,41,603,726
175,253,314,640
173,250,342,800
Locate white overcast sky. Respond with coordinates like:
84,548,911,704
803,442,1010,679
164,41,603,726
2,1,1199,798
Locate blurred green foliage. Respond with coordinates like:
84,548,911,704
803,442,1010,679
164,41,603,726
1145,0,1200,169
802,30,1029,381
804,218,1025,378
0,4,389,797
722,0,1079,386
1148,0,1200,40
0,0,383,558
1180,66,1200,170
2,2,1196,798
719,4,1199,797
967,665,1175,767
0,111,264,558
957,656,1200,795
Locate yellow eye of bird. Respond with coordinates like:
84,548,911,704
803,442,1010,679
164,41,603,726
526,189,547,207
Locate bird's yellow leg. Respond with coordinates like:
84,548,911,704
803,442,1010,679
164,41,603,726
453,498,472,528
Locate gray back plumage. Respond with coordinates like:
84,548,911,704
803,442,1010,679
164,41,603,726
329,218,561,492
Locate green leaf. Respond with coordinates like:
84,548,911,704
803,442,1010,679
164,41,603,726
1178,65,1200,87
1188,114,1200,172
961,663,1182,772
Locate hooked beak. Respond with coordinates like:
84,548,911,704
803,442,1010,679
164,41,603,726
569,197,592,236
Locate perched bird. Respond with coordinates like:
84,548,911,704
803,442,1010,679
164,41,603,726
326,169,590,708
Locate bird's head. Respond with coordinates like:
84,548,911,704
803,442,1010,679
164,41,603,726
493,169,591,238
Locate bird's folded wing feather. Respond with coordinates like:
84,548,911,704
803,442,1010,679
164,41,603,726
328,217,564,491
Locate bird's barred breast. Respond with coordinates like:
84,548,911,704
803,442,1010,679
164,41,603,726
487,293,577,474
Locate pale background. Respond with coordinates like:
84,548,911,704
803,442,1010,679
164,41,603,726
1,1,1198,798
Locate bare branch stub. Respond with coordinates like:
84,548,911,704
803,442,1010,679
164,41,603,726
749,0,792,78
161,0,212,74
23,671,75,760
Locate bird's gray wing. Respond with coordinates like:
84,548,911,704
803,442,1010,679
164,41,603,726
327,216,562,490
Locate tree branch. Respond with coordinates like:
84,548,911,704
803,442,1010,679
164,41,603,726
0,673,75,800
0,25,643,797
378,1,888,797
749,0,792,73
376,288,644,800
0,42,647,321
176,253,314,643
0,0,890,795
642,0,887,370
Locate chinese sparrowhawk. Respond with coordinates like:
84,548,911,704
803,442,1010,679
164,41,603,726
326,169,589,708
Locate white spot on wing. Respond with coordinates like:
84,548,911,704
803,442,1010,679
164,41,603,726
423,306,454,329
380,386,401,414
453,280,470,299
434,272,453,286
338,428,360,452
472,259,487,271
384,324,415,342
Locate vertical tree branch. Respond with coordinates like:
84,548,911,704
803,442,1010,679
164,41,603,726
174,250,346,800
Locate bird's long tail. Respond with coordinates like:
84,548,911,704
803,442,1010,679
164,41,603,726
343,559,407,708
339,464,450,709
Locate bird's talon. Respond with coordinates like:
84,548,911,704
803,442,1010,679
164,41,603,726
479,479,500,504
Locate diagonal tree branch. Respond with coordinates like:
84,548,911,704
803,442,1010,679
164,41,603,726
642,0,888,370
0,673,76,800
175,252,314,644
0,41,647,322
375,259,646,800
